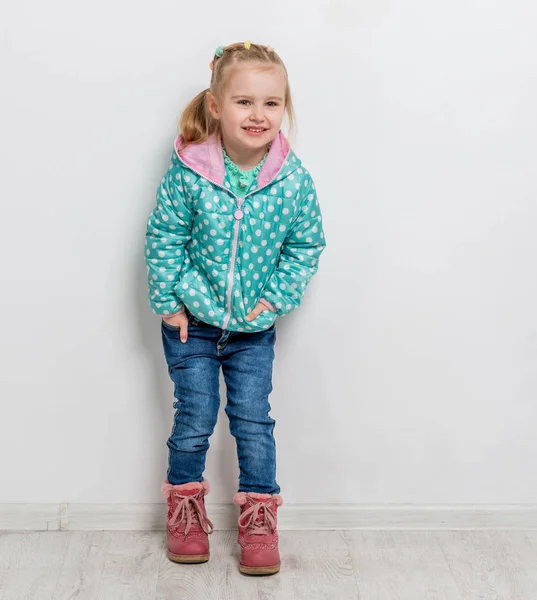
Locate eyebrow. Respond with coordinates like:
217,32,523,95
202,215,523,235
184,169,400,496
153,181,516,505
230,95,284,101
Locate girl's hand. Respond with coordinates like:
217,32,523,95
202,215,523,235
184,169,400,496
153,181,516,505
162,311,189,343
245,302,269,322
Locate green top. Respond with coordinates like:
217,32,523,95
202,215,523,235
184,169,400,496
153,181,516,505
222,141,271,198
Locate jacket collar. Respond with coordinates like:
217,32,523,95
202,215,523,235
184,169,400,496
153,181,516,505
174,130,292,190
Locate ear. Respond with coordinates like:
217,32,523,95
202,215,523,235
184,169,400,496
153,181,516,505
206,91,221,120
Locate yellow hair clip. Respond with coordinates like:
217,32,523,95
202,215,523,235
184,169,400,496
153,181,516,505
244,40,251,50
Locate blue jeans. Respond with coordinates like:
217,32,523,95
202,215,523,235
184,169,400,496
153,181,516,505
160,309,280,495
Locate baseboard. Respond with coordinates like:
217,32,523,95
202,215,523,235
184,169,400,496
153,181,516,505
2,503,537,531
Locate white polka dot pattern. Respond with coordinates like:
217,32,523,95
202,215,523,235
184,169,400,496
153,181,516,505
144,146,326,331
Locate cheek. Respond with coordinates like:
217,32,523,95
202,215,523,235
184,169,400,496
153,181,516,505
222,108,242,128
270,108,285,123
223,110,243,128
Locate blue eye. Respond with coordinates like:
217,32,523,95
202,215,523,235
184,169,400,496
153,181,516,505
237,100,279,106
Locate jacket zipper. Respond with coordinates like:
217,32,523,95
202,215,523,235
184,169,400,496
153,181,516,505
222,198,245,329
175,149,291,329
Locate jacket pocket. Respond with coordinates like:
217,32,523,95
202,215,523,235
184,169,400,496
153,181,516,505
250,306,278,330
175,264,225,325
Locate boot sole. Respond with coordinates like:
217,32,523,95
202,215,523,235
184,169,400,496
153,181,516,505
167,550,209,564
239,563,281,575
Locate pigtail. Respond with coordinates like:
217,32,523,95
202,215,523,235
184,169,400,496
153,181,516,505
177,88,219,153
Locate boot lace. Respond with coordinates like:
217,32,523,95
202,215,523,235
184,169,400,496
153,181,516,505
238,501,277,536
168,492,214,536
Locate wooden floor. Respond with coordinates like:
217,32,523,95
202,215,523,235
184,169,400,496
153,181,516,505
2,530,537,599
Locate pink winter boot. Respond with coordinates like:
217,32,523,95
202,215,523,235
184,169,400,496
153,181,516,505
233,491,283,575
162,480,214,563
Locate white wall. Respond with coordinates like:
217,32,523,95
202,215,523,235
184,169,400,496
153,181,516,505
1,0,536,505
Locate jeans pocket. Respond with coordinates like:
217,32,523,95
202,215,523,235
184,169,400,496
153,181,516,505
161,319,181,331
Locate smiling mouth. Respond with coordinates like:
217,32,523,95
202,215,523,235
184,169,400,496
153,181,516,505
243,127,267,133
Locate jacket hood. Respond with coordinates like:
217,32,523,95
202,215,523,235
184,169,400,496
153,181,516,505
173,130,300,190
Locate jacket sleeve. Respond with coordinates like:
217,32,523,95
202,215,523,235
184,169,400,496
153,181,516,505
260,173,326,317
145,164,193,316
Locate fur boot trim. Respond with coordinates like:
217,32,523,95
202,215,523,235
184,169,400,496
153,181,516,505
161,479,210,500
233,491,283,507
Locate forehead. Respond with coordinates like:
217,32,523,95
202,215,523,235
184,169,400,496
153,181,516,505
224,63,286,97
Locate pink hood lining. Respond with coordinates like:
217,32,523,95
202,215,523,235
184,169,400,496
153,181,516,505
174,130,291,191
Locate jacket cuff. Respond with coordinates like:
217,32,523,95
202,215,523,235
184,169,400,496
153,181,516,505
259,298,278,313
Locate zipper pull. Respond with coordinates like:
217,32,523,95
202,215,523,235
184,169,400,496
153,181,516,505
234,198,244,220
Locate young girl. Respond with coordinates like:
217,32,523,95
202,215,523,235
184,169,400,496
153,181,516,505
145,41,326,575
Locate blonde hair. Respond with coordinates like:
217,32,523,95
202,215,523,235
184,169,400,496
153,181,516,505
177,42,296,152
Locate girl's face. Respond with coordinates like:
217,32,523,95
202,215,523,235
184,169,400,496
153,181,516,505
207,64,287,151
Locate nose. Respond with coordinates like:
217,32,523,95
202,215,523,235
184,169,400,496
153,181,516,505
249,105,265,122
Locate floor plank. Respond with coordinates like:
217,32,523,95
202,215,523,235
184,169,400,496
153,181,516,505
345,530,462,600
0,532,70,600
93,531,162,600
256,530,360,600
154,530,257,600
437,531,537,600
2,530,537,600
50,532,111,600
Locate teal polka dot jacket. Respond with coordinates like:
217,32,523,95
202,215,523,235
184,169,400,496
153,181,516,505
145,130,326,332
